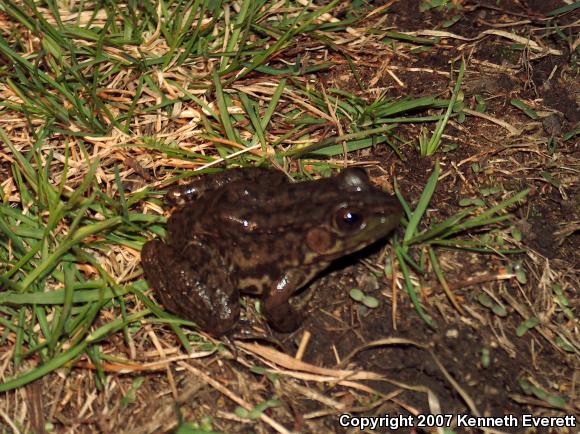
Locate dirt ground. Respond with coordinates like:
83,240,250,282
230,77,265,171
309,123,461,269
1,0,579,433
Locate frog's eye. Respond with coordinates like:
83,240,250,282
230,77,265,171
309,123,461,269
335,208,365,231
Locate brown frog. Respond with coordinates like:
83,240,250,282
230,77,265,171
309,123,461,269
141,167,402,336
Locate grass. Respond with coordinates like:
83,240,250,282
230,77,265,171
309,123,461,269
393,161,530,327
1,0,578,432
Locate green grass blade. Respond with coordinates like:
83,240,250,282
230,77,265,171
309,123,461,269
447,189,530,235
240,92,267,149
20,217,123,290
0,339,87,393
47,263,75,354
402,161,440,251
429,248,462,313
212,69,239,143
405,208,475,245
0,310,147,392
423,60,464,156
395,244,435,328
262,78,286,130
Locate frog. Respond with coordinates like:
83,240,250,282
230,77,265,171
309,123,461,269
141,167,403,336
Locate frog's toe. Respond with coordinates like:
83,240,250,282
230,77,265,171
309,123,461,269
270,316,302,333
264,306,303,333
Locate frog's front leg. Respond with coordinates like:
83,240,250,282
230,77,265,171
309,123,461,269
262,268,324,332
166,167,288,206
141,239,240,337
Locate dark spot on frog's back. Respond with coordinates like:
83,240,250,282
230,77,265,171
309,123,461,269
141,167,402,336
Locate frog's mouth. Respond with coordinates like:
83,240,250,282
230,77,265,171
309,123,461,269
343,213,403,252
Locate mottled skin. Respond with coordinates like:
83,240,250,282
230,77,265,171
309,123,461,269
141,167,403,336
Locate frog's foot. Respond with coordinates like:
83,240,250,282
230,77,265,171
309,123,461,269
142,239,240,337
263,299,303,333
294,281,320,310
231,325,295,354
262,269,321,333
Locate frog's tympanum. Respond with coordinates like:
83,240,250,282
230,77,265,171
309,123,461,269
141,167,403,336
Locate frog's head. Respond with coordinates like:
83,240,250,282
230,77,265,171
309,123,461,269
303,168,403,262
